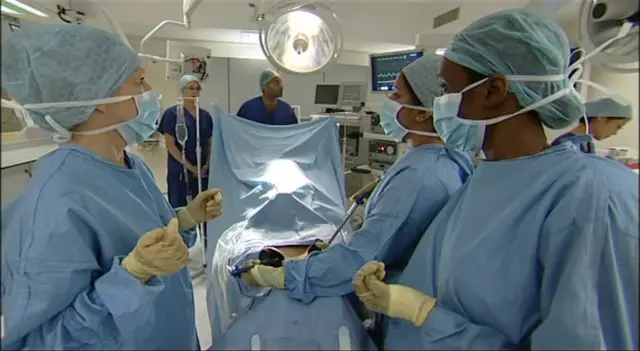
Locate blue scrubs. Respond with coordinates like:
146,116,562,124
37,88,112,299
283,144,475,304
158,105,213,208
551,132,595,154
385,143,639,350
210,250,376,350
1,144,199,350
236,96,298,125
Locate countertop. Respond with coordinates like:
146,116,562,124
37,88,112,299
1,139,58,169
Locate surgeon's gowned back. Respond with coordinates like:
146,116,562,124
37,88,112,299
1,24,223,349
352,9,638,350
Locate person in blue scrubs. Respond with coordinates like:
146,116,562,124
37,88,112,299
158,74,214,209
352,10,638,350
238,54,474,309
1,24,223,350
236,69,298,125
552,97,633,153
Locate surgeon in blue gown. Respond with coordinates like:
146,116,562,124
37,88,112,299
552,96,633,153
1,24,223,350
236,69,298,125
158,74,214,208
239,54,474,305
352,10,638,350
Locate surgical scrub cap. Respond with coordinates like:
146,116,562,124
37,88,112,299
259,69,280,88
1,24,141,133
402,53,442,109
444,9,584,129
585,97,633,119
180,74,200,90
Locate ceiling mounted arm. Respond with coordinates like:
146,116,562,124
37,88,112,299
139,20,186,63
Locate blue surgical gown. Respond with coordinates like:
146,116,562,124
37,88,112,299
236,96,298,125
283,144,474,304
551,132,595,154
158,105,213,208
1,144,199,350
385,143,639,350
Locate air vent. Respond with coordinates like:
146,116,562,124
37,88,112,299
433,7,460,29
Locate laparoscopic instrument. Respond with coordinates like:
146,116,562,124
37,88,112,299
229,176,380,278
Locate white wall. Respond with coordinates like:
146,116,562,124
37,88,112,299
587,67,639,156
129,36,371,190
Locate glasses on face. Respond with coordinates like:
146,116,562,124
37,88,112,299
185,86,201,92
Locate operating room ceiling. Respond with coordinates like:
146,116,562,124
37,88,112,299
14,0,580,53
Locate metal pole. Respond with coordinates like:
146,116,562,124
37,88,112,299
193,97,206,268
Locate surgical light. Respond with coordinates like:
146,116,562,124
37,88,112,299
577,0,639,73
435,48,447,55
251,1,343,74
4,0,48,17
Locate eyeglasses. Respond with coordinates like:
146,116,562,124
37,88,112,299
185,86,201,91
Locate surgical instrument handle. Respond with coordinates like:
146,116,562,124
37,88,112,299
306,181,380,254
229,258,283,278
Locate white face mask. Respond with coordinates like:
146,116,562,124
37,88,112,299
432,19,635,155
1,91,162,144
379,99,438,142
433,74,573,152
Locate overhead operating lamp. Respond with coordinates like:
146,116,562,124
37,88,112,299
249,0,343,74
576,0,638,73
88,0,203,68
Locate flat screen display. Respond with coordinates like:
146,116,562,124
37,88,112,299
370,49,424,92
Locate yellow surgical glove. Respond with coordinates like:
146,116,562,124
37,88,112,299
241,262,285,289
353,261,437,327
177,188,223,231
121,218,189,283
349,178,380,204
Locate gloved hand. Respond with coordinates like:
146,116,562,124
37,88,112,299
241,261,285,289
349,178,380,204
352,261,437,327
121,218,189,283
177,188,223,231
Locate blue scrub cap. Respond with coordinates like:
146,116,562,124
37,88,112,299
402,53,442,109
179,74,200,90
585,97,633,119
1,24,141,133
444,9,584,129
259,69,280,89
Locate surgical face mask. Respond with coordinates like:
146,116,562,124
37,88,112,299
3,91,162,144
433,74,574,153
379,99,438,142
432,109,483,152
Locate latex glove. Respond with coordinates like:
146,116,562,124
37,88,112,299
241,262,285,289
349,178,380,204
121,218,189,283
177,188,223,231
353,261,437,327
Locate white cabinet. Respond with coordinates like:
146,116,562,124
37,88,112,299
1,162,34,206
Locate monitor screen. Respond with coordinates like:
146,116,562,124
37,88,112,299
314,84,341,105
370,49,424,92
341,85,362,102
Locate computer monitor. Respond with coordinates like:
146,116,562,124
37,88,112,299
314,84,341,106
338,82,367,107
369,48,425,93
